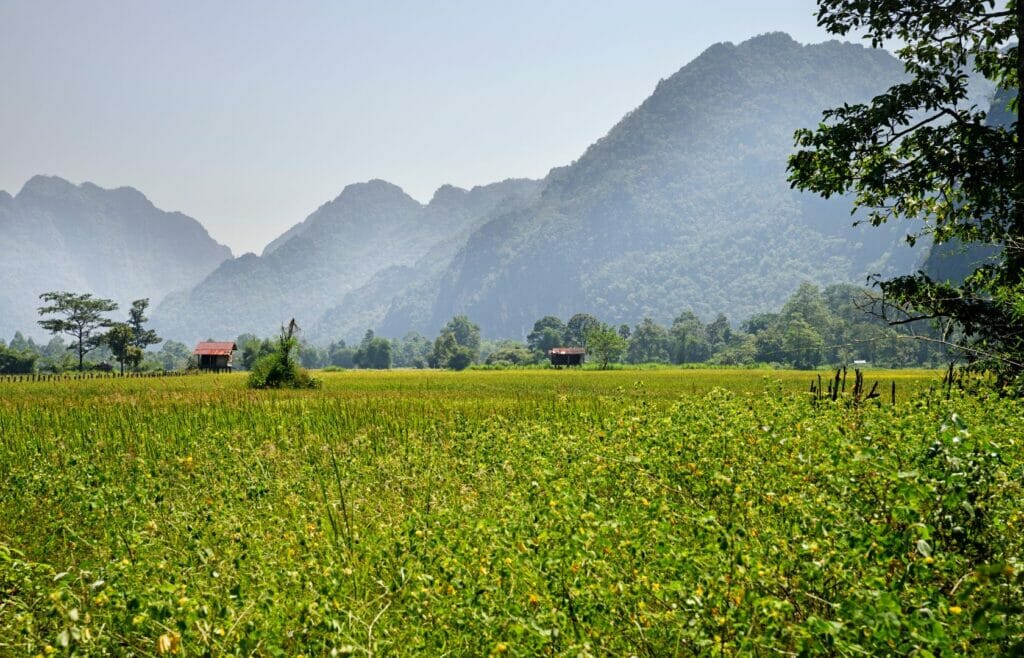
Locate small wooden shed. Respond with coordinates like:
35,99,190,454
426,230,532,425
548,347,585,367
193,341,237,372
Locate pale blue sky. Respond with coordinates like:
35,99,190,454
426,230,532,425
0,1,840,254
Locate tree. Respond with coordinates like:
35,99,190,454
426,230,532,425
392,332,432,368
104,323,136,374
783,319,825,370
443,316,481,353
0,344,36,374
705,314,733,351
429,331,475,370
428,317,479,370
354,330,392,369
127,298,161,350
328,340,357,369
669,312,711,363
565,313,601,347
37,292,118,371
527,316,567,354
157,340,192,371
485,344,535,366
586,324,627,369
240,337,274,371
627,318,671,364
788,1,1023,389
781,283,833,335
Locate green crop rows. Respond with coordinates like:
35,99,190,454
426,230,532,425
1,369,1022,655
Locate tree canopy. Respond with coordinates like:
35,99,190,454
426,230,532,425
37,291,118,371
127,298,161,350
788,0,1022,389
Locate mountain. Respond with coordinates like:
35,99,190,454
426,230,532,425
922,85,1013,283
151,178,541,341
6,33,928,345
0,176,231,339
372,33,919,338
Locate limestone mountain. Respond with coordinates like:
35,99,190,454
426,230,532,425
151,178,541,342
376,33,922,338
0,176,231,339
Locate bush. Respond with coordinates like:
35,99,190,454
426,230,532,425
247,322,320,389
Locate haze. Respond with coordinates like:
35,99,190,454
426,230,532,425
0,1,835,255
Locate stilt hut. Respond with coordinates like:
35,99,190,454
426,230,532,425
193,341,237,372
548,347,585,367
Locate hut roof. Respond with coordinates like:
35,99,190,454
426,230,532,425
548,347,586,355
193,341,237,356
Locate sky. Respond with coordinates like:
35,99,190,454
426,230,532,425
0,1,840,255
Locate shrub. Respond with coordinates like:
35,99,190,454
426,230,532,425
247,321,320,389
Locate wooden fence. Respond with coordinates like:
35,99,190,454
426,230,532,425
0,370,210,383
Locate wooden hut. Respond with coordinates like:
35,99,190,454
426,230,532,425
193,341,237,372
548,347,585,367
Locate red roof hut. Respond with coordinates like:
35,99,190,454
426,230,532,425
193,341,237,372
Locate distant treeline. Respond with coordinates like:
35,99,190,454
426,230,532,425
0,282,951,375
237,283,950,372
0,335,193,374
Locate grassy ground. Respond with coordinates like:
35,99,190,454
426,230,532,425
2,368,1022,655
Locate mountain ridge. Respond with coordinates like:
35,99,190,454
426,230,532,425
4,33,939,344
0,175,232,340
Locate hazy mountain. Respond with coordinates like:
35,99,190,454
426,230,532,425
922,85,1012,283
368,33,920,338
0,176,231,339
151,178,541,341
5,34,935,345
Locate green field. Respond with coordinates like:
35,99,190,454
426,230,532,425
2,369,1022,655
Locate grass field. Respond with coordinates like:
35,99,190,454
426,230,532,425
2,368,1022,655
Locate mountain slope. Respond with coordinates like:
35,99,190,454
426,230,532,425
0,176,231,339
375,33,919,338
152,178,541,342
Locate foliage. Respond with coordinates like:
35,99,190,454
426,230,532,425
565,313,601,347
247,321,319,389
789,0,1023,389
298,342,330,369
353,330,393,370
585,324,628,369
327,341,357,369
670,312,711,363
103,323,143,374
391,332,432,368
627,318,671,364
783,318,826,370
484,344,537,366
127,298,161,350
1,370,1021,655
238,336,274,371
156,340,192,371
37,291,119,371
0,343,36,374
527,316,567,354
430,316,481,369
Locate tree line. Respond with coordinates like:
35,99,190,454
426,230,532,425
0,292,178,374
227,282,949,373
0,281,956,376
